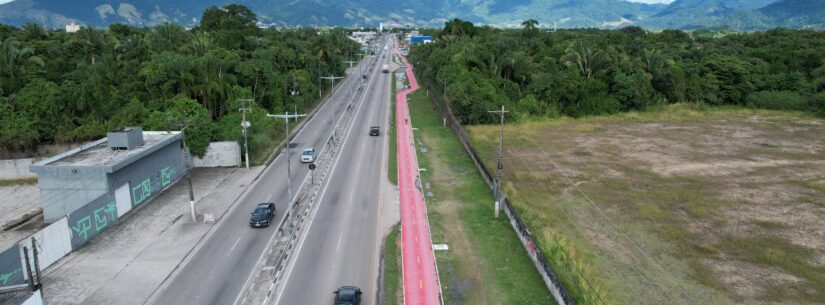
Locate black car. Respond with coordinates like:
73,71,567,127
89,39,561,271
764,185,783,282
369,126,380,136
249,202,275,227
333,286,362,305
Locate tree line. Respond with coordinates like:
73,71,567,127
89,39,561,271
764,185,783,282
409,19,825,124
0,4,360,156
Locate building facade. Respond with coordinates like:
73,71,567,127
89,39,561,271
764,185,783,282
29,128,185,248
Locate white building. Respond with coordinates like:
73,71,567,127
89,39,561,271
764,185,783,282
65,22,80,33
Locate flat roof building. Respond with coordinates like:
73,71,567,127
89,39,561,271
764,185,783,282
29,127,185,249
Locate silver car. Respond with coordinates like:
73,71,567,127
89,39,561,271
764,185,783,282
300,148,316,163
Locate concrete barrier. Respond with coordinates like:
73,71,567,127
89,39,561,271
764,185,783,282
193,142,241,168
0,159,38,180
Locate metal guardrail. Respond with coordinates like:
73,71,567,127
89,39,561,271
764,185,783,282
238,67,369,305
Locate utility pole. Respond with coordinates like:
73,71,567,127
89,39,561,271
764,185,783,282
488,106,509,218
267,111,307,226
239,98,253,169
180,126,197,222
321,75,344,139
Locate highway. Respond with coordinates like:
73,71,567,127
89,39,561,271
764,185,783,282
272,38,392,305
149,37,393,305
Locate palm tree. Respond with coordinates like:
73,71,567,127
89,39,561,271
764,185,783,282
522,19,539,31
562,41,608,78
640,49,670,80
186,31,213,56
72,27,108,64
149,23,187,53
21,23,47,41
0,37,45,94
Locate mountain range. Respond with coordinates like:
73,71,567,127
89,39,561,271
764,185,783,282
0,0,822,30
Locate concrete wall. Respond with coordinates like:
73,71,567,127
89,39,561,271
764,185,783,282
193,141,240,168
0,159,38,180
64,140,184,249
19,217,72,270
36,167,108,223
0,245,24,288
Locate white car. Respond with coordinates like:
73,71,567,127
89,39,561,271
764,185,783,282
300,148,316,163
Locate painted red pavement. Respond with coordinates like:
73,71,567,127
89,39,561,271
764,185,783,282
394,39,443,305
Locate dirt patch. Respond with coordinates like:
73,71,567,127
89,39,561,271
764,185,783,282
469,109,825,304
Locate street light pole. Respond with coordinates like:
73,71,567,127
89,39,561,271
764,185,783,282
180,126,197,222
238,98,254,169
488,106,509,218
320,75,344,140
267,111,307,223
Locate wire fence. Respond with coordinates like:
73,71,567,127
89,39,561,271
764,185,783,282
423,86,578,305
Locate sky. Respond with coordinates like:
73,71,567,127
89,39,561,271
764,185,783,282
624,0,675,3
0,0,676,4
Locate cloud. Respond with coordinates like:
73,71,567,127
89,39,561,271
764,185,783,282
0,0,15,4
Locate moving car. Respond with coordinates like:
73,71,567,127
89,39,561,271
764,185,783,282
249,202,275,227
382,65,389,73
333,286,362,305
369,126,380,136
301,147,316,163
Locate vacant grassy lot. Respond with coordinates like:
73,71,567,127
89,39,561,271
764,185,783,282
409,90,555,305
383,225,402,305
468,104,825,304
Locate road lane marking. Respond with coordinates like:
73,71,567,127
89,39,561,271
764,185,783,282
273,39,389,305
229,237,242,255
336,233,343,252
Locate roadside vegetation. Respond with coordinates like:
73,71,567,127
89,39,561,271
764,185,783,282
382,225,402,305
409,19,825,124
407,89,555,304
388,73,398,185
0,4,359,160
407,19,825,304
0,177,37,187
468,105,825,304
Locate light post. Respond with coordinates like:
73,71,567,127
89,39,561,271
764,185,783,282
321,75,344,140
267,111,307,225
180,125,197,222
238,98,254,169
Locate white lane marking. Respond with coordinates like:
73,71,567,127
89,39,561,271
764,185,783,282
273,38,389,305
336,233,343,252
229,237,242,255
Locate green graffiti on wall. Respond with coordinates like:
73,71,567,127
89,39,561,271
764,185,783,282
132,178,152,206
72,215,92,240
161,167,173,187
0,268,21,285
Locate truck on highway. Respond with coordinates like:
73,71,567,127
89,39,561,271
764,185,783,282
382,65,389,73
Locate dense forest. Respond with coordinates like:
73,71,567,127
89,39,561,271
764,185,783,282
409,19,825,124
0,4,359,157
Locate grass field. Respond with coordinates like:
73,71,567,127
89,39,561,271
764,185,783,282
467,104,825,304
408,90,556,305
388,72,398,185
383,225,402,305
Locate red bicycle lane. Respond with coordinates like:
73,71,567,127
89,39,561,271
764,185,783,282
394,38,443,305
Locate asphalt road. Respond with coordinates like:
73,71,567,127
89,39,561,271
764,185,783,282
149,38,393,305
272,39,393,305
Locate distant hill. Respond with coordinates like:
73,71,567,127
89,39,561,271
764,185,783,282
0,0,821,30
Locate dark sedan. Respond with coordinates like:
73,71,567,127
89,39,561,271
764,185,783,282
249,202,275,227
